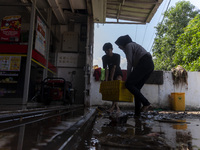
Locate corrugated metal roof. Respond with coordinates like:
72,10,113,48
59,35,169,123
0,0,163,25
92,0,163,24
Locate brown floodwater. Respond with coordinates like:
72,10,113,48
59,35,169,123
0,108,200,150
78,109,200,150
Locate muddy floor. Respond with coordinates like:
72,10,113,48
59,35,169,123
80,107,200,150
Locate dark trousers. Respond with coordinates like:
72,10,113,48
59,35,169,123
125,54,154,116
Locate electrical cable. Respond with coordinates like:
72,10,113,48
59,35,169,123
135,25,137,41
149,0,172,53
142,24,148,45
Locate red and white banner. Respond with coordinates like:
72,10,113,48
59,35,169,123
35,16,46,56
0,15,21,42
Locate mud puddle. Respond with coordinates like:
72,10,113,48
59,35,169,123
81,108,200,150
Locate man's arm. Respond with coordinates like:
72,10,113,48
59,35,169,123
102,56,108,81
105,68,109,81
125,44,133,78
110,65,116,81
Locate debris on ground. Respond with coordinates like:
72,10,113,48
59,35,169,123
91,106,200,150
171,65,188,86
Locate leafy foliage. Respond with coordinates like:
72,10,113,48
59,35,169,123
174,14,200,71
152,1,199,71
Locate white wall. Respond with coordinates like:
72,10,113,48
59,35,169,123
57,68,85,104
90,70,200,110
56,24,87,104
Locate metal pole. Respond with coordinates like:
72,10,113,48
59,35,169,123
17,125,25,150
43,8,52,79
84,17,90,106
22,0,36,109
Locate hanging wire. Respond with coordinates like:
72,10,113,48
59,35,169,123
142,24,148,45
135,25,137,41
149,0,172,53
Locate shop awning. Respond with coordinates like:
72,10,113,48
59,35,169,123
92,0,163,24
0,0,163,25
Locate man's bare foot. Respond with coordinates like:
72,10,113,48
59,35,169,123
116,109,121,114
141,105,152,112
106,108,114,113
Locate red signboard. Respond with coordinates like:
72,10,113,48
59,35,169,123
0,15,21,42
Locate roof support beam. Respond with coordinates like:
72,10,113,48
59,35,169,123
0,2,31,6
108,3,153,10
47,0,66,24
86,0,93,15
91,0,106,23
117,3,122,21
107,0,158,5
69,0,75,13
108,8,149,15
103,21,145,24
116,0,125,22
146,0,163,22
108,14,146,20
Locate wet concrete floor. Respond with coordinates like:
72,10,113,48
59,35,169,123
0,107,200,150
78,108,200,150
0,107,89,150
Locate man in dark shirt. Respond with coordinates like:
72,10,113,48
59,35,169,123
102,42,123,113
